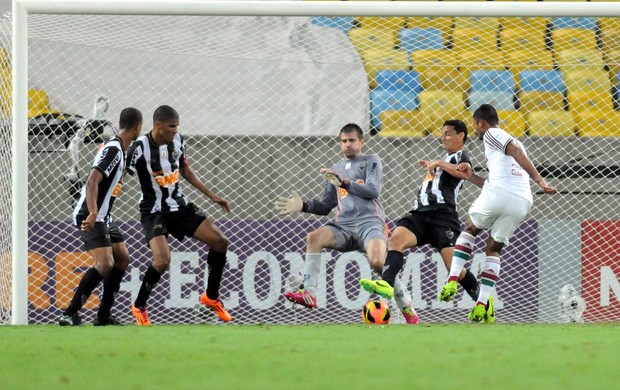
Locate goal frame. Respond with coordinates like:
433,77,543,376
11,0,620,325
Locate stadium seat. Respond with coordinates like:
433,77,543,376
378,110,429,138
500,28,547,53
505,49,555,89
556,49,605,72
361,49,409,89
468,91,515,111
564,70,612,94
458,50,506,79
350,28,395,55
411,49,458,73
452,28,498,52
499,17,549,32
601,28,620,54
370,89,420,130
552,17,598,31
527,110,576,137
567,91,614,113
407,16,454,39
453,17,500,32
518,91,565,112
470,70,515,92
311,17,354,32
398,28,444,53
519,69,565,93
551,28,597,53
574,110,620,137
355,16,406,33
28,89,59,119
419,69,469,93
419,90,468,136
496,109,526,138
604,50,620,75
375,70,421,93
598,17,620,34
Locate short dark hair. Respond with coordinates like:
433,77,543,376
339,123,363,139
153,105,179,123
443,119,468,143
473,104,499,126
119,107,142,130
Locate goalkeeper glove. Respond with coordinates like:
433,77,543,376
275,190,303,215
320,168,349,188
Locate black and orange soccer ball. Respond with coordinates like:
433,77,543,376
361,300,391,325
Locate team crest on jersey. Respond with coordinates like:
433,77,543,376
171,150,179,161
161,149,168,160
445,230,454,240
358,162,366,171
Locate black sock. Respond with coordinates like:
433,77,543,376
206,250,227,300
382,250,405,287
459,269,480,302
64,267,103,316
134,265,162,308
98,267,126,319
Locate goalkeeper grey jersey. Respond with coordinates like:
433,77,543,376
304,154,385,225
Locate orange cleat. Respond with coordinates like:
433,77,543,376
199,293,232,322
131,304,151,326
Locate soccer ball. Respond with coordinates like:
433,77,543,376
361,300,391,325
558,284,586,323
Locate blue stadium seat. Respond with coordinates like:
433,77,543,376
519,70,565,92
468,91,515,111
470,70,515,92
370,90,420,130
552,17,597,31
311,16,354,32
398,28,444,53
375,70,421,93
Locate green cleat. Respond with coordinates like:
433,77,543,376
438,280,458,302
468,304,486,322
359,279,394,299
484,295,495,324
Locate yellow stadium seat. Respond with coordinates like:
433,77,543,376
575,110,620,137
500,17,549,31
419,90,468,136
518,91,565,112
458,50,506,79
568,91,614,113
28,89,60,119
454,17,500,32
604,49,620,75
505,50,555,89
598,17,620,33
356,17,406,32
350,28,395,55
497,109,526,138
564,70,612,93
527,110,576,137
556,49,605,72
362,49,409,89
551,28,597,53
601,28,620,54
407,17,454,39
378,110,429,138
411,49,458,73
0,48,9,73
500,28,547,53
419,69,469,92
452,28,498,52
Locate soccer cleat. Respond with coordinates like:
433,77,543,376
93,315,124,326
400,305,420,325
58,313,82,326
200,293,232,322
484,295,495,324
359,279,394,299
131,304,151,326
283,290,317,309
438,280,458,302
468,303,486,322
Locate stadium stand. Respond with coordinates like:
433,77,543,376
527,110,576,137
378,109,428,138
362,49,409,89
575,110,620,137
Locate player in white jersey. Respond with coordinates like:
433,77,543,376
275,123,419,324
59,107,143,326
438,104,557,323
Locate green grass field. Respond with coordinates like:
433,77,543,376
1,323,619,389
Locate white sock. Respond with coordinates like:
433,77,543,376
303,253,321,296
393,276,412,309
448,232,476,281
477,256,501,305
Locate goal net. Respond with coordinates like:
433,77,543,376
2,1,620,325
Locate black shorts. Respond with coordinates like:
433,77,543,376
141,203,207,243
397,211,460,251
77,222,125,251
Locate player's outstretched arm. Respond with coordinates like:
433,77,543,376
418,159,472,180
180,165,231,212
505,141,557,194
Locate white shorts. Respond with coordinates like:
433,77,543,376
468,186,532,245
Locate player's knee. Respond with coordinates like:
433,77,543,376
210,237,229,253
387,235,406,252
305,230,324,250
153,253,171,272
96,257,114,276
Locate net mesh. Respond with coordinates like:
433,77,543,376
1,7,620,325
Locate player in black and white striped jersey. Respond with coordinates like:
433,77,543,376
59,107,143,326
126,105,232,325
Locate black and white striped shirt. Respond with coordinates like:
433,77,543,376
127,132,189,216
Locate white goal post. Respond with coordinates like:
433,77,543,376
9,0,620,325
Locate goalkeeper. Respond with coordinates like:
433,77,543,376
275,123,419,324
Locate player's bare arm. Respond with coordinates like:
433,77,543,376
419,159,472,180
505,141,557,194
81,169,104,232
179,164,231,213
